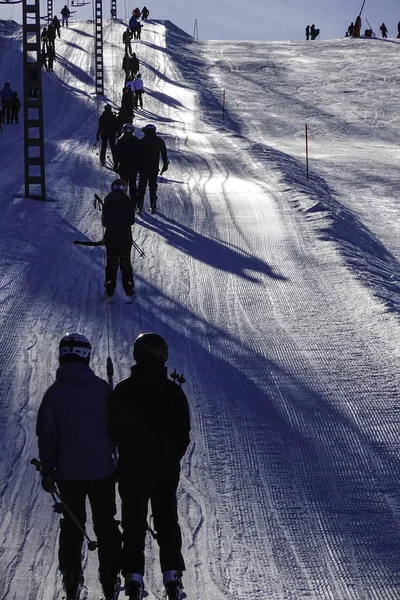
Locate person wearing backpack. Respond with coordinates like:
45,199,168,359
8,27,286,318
109,333,191,600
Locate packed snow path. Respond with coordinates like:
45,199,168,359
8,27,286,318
0,18,399,600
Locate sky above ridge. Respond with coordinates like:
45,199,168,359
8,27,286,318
0,0,399,40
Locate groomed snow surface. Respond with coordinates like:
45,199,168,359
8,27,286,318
0,18,399,600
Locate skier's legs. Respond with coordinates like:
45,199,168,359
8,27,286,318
105,243,120,294
148,171,158,206
108,134,117,167
100,134,108,163
118,477,150,575
56,479,87,572
137,170,149,208
119,241,134,291
87,477,122,573
128,169,138,203
150,472,185,573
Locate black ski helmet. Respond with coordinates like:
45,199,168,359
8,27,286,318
133,332,168,363
142,123,156,134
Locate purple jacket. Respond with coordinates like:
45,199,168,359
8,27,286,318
36,362,116,481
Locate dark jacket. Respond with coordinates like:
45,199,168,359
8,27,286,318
130,54,139,73
138,131,168,172
109,363,190,478
102,190,135,243
98,110,117,136
115,133,140,171
36,362,115,480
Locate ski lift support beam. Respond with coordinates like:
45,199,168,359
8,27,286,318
110,0,117,18
95,0,104,95
47,0,53,21
22,0,46,200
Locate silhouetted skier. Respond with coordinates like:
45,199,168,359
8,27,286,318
379,23,388,38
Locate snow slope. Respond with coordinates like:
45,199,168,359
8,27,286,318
0,18,399,600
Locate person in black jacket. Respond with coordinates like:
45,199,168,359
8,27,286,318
102,179,136,297
115,123,140,207
97,104,117,168
129,52,140,78
136,124,169,213
109,333,190,600
121,87,134,122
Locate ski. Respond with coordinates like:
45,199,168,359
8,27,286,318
74,239,105,246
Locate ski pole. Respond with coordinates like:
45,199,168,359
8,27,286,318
132,239,145,258
30,458,98,551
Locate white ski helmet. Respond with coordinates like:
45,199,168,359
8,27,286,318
59,333,92,360
122,123,134,134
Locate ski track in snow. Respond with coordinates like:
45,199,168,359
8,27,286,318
0,18,399,600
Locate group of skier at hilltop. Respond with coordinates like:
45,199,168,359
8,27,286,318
306,19,400,40
34,12,185,600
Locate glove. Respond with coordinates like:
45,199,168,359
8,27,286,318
41,473,55,493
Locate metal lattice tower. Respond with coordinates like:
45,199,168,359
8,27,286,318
95,0,104,95
22,0,46,200
110,0,117,19
47,0,53,21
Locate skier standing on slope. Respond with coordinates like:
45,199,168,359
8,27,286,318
97,104,117,169
102,178,136,297
109,333,191,600
130,52,140,77
379,22,388,38
36,333,121,600
141,6,149,20
136,124,169,213
115,123,140,206
61,4,70,27
0,82,13,124
133,73,144,109
123,28,133,54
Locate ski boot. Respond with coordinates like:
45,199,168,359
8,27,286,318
100,569,121,600
125,573,143,600
105,280,114,298
62,569,84,600
150,203,157,214
163,571,183,600
124,281,135,297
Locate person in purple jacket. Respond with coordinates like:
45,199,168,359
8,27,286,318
36,332,121,600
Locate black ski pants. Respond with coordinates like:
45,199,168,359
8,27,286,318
2,102,11,123
118,471,185,575
119,167,139,204
133,89,143,109
105,241,134,293
137,168,158,207
100,133,116,166
56,477,121,574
